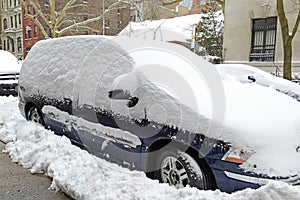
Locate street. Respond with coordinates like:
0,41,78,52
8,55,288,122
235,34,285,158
0,141,70,200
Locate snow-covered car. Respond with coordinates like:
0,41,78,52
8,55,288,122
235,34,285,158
18,36,300,193
0,50,21,96
216,63,300,102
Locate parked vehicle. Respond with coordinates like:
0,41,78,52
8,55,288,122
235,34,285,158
18,36,300,193
0,50,21,96
216,63,300,102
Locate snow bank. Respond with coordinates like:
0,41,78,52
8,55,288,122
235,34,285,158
1,97,300,200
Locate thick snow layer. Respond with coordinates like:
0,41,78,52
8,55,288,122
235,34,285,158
119,12,223,42
119,14,201,42
0,50,21,73
215,64,300,176
20,36,225,134
1,97,300,200
216,64,300,96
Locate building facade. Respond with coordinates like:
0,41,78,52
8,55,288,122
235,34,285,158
1,0,23,59
21,0,131,58
130,0,210,22
223,0,300,73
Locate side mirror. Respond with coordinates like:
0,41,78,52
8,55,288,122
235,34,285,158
108,90,139,108
127,97,139,108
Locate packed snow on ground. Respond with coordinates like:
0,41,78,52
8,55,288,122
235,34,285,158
1,96,300,200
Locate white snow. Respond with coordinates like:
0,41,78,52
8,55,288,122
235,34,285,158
0,50,21,72
119,12,223,43
1,96,300,200
119,14,202,42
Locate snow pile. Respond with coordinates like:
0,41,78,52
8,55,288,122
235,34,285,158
0,50,21,73
1,97,300,200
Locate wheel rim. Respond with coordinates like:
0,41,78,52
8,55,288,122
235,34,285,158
160,156,189,188
28,107,42,124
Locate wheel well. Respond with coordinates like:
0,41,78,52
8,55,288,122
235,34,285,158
146,139,218,190
24,102,38,120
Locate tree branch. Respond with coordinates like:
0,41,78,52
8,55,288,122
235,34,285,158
27,0,51,28
292,4,300,38
24,14,50,39
57,1,121,36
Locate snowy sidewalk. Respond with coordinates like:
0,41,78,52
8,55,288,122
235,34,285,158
0,141,70,200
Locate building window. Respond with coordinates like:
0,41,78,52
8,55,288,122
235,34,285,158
10,16,13,28
17,37,21,51
11,39,15,52
3,40,6,50
250,17,277,62
7,39,9,51
104,18,109,28
14,15,17,28
3,18,7,30
26,26,32,39
34,25,37,37
26,46,31,55
83,15,88,21
18,13,21,25
27,5,30,14
9,0,11,7
199,0,206,5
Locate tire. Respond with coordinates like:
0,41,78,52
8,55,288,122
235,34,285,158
27,106,45,126
153,149,212,190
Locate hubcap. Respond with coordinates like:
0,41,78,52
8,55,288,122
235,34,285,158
160,156,189,188
29,108,42,124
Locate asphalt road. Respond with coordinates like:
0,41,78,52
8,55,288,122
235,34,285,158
0,142,71,200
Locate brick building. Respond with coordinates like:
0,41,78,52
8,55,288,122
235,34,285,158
22,0,131,58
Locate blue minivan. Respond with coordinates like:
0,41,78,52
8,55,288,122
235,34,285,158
18,36,300,193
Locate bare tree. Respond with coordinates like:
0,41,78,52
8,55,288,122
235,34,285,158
277,0,300,80
22,0,121,38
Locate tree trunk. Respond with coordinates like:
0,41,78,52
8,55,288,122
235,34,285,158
283,39,292,80
277,0,292,80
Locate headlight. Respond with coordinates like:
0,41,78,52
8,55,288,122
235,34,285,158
223,148,255,164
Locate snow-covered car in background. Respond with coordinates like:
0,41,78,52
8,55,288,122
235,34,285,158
216,63,300,102
0,50,22,96
18,36,300,193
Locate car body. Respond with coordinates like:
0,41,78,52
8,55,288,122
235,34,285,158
0,50,21,96
18,36,300,193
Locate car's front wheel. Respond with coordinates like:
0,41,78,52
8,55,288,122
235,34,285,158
154,149,212,190
27,106,45,126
